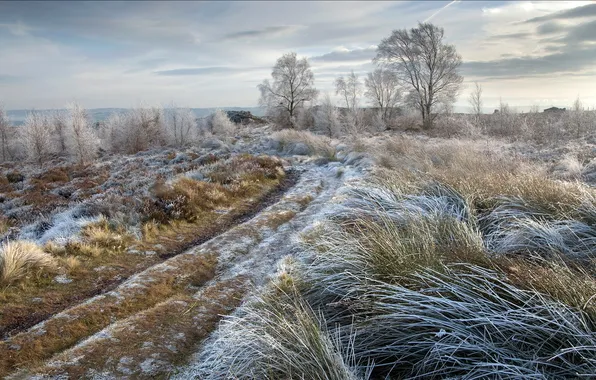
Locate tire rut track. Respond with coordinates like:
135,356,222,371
7,162,360,379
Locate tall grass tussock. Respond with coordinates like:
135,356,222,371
0,240,56,285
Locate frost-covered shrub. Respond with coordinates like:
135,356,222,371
67,102,100,164
314,95,341,137
164,107,198,147
0,105,18,162
20,111,55,167
101,106,167,154
211,109,236,137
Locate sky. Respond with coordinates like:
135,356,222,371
1,0,596,112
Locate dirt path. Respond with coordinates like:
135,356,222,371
6,160,364,379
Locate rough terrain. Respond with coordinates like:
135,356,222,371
2,130,368,378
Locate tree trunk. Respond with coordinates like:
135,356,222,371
422,103,433,130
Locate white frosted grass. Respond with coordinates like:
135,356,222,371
333,181,473,228
18,205,101,245
194,264,365,380
484,218,596,259
479,196,596,259
338,265,596,378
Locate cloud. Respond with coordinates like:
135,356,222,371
154,67,265,76
564,19,596,42
536,21,566,35
223,25,304,40
310,46,377,63
0,21,34,37
524,3,596,23
487,32,533,40
462,43,596,79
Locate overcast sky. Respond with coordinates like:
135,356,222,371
1,1,596,112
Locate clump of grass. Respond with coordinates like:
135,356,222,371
0,218,11,235
5,170,24,183
144,154,285,224
272,129,336,159
0,240,56,285
337,264,596,379
59,255,82,272
81,219,134,253
496,255,596,322
38,167,70,183
197,259,363,380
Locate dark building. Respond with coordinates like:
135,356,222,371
543,107,566,113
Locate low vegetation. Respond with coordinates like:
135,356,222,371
0,240,56,286
271,129,337,159
0,152,287,377
199,139,596,378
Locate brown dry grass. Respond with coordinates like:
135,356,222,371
272,129,337,158
371,135,596,219
0,241,56,286
0,252,219,377
21,276,249,378
0,154,289,377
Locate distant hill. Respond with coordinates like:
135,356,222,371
6,107,265,126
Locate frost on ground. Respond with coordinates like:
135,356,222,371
3,120,596,379
10,161,367,379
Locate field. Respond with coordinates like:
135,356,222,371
0,111,595,378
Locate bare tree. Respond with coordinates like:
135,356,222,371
375,22,463,129
258,52,318,128
315,93,341,137
21,111,54,168
364,67,401,122
0,106,13,162
468,82,483,127
128,106,166,153
571,95,584,139
335,70,362,111
68,102,99,165
50,109,69,155
166,105,197,147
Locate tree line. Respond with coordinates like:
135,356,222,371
0,104,237,167
258,22,463,131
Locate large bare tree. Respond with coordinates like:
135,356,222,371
364,67,401,122
258,52,318,128
335,70,362,111
375,22,463,129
